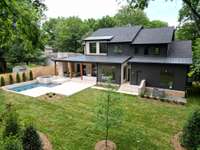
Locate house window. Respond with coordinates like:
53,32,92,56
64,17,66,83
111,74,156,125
89,43,96,53
154,48,160,55
100,43,107,53
160,69,174,89
144,47,148,55
135,47,139,54
101,65,116,82
113,46,122,54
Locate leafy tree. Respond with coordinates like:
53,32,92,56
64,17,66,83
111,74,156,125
42,18,60,49
147,20,168,28
1,76,5,86
0,0,46,71
181,108,200,150
29,70,33,80
118,0,200,35
22,125,42,150
9,75,14,84
176,22,199,42
189,38,200,83
3,136,23,150
95,78,122,147
96,16,117,29
84,18,98,31
115,6,149,26
49,17,89,52
22,72,26,82
16,73,21,83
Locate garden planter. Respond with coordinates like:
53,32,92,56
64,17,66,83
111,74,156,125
95,140,117,150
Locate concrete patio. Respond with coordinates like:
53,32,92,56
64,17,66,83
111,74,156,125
9,76,96,97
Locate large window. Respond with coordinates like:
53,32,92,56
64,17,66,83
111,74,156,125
160,69,174,89
153,48,161,55
100,43,107,53
135,47,139,54
101,65,116,82
144,47,149,55
113,46,122,54
89,43,96,53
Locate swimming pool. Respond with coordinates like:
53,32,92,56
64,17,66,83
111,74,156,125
9,82,60,92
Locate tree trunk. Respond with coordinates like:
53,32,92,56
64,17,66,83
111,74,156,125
105,93,110,148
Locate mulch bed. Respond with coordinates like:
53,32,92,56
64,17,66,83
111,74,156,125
95,140,117,150
39,132,53,150
38,93,65,100
171,132,186,150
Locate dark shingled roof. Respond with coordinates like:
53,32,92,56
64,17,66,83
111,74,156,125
129,41,192,65
85,26,142,43
168,40,192,58
132,27,174,44
53,55,131,64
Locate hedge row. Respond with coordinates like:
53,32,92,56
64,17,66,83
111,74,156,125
0,70,33,86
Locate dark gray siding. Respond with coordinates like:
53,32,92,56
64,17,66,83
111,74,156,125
107,43,168,57
107,43,135,56
130,63,188,91
134,44,168,56
97,63,121,84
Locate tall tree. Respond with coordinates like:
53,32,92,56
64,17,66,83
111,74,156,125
53,17,89,52
115,6,150,26
0,0,46,72
118,0,200,34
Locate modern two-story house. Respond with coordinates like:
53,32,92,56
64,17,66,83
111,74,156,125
52,26,192,93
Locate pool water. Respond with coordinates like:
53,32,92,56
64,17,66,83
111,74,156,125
9,83,60,92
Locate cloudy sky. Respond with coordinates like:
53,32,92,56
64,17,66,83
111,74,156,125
44,0,182,27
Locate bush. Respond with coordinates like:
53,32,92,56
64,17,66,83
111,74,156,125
182,108,200,150
3,136,23,150
29,70,33,80
16,73,21,83
22,125,42,150
22,72,26,82
9,75,14,84
3,111,20,138
1,76,5,86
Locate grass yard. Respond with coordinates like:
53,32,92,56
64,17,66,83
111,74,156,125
0,88,199,150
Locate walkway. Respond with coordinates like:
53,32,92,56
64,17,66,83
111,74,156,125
118,82,139,95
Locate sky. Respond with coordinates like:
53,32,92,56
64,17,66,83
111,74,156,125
44,0,182,27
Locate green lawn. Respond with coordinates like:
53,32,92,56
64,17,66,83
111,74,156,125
0,88,199,150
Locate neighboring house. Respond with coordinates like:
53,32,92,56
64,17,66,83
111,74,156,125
52,26,192,92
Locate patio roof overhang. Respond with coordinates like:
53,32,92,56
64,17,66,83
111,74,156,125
52,55,131,64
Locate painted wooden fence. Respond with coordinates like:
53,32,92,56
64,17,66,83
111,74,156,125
0,65,55,85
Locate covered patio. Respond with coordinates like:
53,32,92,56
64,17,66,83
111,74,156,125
52,55,131,84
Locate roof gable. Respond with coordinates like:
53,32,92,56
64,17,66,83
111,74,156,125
85,26,142,43
132,27,174,44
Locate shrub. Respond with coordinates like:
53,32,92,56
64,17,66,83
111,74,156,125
9,75,14,84
3,136,23,150
1,76,5,86
16,73,21,83
29,70,33,80
181,108,200,150
22,72,26,82
22,125,42,150
3,111,20,138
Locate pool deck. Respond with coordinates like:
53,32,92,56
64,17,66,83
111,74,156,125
3,76,96,97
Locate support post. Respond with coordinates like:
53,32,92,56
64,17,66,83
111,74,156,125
54,61,57,75
90,63,92,76
80,63,83,80
68,62,72,79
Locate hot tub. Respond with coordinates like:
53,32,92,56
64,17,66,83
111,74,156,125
36,75,53,84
